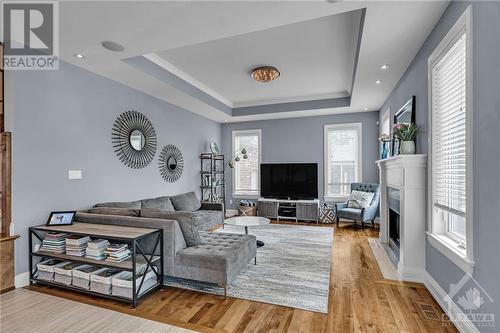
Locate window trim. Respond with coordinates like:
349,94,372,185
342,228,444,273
427,5,474,273
231,129,262,197
323,123,363,201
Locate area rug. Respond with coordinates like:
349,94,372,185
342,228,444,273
164,224,333,313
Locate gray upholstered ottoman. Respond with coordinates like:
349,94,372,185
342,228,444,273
174,232,257,296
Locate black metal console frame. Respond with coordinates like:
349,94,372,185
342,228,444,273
29,226,164,308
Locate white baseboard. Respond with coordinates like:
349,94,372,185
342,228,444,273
397,265,425,283
424,271,480,333
15,271,30,288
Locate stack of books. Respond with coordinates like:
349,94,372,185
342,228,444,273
105,244,131,262
40,232,69,254
85,239,109,261
65,235,90,256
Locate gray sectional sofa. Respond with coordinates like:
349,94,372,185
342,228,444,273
76,192,257,297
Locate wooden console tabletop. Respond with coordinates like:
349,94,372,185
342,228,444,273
31,223,158,240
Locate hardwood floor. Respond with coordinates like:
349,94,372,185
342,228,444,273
26,222,458,333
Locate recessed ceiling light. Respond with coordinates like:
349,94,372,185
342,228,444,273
364,107,368,111
101,40,125,52
380,64,390,70
376,80,383,84
73,53,85,59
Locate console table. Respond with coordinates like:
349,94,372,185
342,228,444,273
29,223,163,308
257,198,320,222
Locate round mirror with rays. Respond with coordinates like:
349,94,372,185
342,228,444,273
130,129,146,151
159,144,184,182
112,111,157,169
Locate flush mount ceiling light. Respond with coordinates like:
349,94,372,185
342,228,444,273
101,40,125,52
380,64,390,70
73,53,85,59
251,66,280,83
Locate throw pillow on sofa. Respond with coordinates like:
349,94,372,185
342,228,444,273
141,196,175,211
347,190,375,209
94,200,141,209
170,191,201,212
87,207,140,217
140,208,201,246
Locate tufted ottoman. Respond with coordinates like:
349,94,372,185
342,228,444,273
174,231,257,297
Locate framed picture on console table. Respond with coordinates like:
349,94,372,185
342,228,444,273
46,211,76,226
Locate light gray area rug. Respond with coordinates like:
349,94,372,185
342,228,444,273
164,224,333,313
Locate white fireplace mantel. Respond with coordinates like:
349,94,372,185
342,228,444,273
376,154,427,282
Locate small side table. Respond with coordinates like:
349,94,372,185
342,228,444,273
224,216,270,248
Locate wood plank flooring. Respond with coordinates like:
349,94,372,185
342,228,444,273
25,221,458,333
0,288,193,332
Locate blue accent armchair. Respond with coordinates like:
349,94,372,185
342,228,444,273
334,183,380,230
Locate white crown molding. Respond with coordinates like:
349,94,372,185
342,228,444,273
144,53,234,108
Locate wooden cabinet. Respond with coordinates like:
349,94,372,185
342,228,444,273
297,203,319,221
0,42,19,294
258,201,278,218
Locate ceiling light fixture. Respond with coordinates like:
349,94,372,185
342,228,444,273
364,107,368,111
376,80,383,84
73,53,85,59
380,64,390,70
251,66,280,83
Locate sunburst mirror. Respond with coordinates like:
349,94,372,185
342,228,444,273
159,144,184,182
111,111,157,169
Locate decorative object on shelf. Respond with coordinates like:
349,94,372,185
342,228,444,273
200,153,225,205
392,123,424,155
158,144,184,182
209,142,220,155
251,66,280,83
378,133,391,159
46,211,76,226
227,147,248,168
112,111,157,169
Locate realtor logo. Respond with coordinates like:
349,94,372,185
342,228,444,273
443,273,495,328
2,1,59,70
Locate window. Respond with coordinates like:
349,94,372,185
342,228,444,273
232,130,261,196
427,6,473,273
380,109,391,136
324,123,362,198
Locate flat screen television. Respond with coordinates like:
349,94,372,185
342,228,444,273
260,163,318,200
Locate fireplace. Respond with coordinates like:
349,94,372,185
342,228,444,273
376,155,426,282
388,187,400,259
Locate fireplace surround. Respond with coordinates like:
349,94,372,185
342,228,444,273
376,155,427,282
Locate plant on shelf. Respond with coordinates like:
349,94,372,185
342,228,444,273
392,123,424,154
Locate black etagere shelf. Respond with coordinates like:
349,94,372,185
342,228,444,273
200,153,226,207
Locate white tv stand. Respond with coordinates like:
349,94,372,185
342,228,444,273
257,198,320,223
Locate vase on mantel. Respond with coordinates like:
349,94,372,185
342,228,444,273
400,141,416,154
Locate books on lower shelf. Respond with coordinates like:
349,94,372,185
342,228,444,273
105,244,131,263
40,232,69,254
65,235,90,257
85,239,109,260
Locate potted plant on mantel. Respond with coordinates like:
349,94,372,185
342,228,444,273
392,123,424,154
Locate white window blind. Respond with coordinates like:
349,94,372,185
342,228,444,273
431,31,467,239
325,124,361,197
233,130,260,195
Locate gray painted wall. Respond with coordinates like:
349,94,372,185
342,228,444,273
379,2,500,330
222,112,380,209
4,61,221,275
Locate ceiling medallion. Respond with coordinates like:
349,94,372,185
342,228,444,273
251,66,280,83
